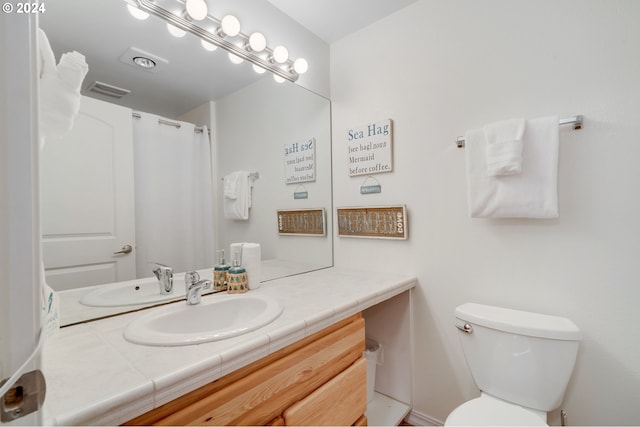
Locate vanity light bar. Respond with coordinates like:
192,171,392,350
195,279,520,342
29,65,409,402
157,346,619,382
133,0,300,82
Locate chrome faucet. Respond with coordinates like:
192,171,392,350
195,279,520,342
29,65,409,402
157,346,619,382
153,263,174,295
185,271,212,305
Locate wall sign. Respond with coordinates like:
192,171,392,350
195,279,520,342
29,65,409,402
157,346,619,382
284,137,315,184
277,208,326,236
346,119,393,177
337,205,407,239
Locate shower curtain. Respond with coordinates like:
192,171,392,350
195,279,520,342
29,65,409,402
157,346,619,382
133,112,214,278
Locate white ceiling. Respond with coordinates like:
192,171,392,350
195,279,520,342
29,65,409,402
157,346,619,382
266,0,419,44
39,0,418,118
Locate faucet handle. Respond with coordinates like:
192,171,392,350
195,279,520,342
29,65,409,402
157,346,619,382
185,271,200,286
187,279,212,305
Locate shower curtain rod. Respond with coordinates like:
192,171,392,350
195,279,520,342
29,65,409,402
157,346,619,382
455,115,583,148
132,111,208,134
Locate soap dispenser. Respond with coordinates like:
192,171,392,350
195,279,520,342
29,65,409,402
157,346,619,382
227,246,248,294
213,249,230,291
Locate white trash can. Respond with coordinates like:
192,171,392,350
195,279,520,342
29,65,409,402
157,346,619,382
364,339,382,403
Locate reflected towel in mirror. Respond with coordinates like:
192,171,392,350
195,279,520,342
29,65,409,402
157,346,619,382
223,171,252,220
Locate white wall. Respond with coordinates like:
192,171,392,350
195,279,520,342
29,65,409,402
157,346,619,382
330,0,640,425
216,77,333,266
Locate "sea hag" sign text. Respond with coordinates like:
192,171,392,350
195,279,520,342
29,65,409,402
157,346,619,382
284,137,315,184
346,119,393,177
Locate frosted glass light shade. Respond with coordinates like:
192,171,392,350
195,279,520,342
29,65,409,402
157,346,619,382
293,58,308,74
185,0,208,21
252,64,266,74
127,5,149,20
167,23,186,37
273,74,285,83
272,45,288,64
248,32,267,52
201,40,217,51
220,15,240,37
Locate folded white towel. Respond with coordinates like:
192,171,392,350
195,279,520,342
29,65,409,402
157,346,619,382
465,115,559,218
484,118,525,176
223,171,240,199
37,28,57,79
223,171,251,220
37,29,88,143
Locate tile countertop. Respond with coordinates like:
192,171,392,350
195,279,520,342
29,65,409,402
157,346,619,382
42,267,416,426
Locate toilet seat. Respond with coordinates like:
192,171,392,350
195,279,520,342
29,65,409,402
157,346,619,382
445,393,548,426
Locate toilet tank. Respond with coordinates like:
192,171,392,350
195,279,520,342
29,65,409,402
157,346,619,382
455,303,581,411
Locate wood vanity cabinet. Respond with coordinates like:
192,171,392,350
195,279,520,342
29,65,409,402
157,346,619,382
125,313,367,426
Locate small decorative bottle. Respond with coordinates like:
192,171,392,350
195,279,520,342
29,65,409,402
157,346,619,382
213,250,230,291
227,254,248,294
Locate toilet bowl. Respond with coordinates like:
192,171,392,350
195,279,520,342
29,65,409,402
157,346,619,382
446,393,547,426
445,303,581,426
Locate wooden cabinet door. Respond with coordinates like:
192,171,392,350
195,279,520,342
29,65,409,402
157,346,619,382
283,358,367,426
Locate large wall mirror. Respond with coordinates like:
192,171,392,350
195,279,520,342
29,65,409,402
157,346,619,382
39,0,332,326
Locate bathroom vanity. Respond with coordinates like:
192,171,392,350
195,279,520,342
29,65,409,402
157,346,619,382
42,268,416,425
127,314,366,426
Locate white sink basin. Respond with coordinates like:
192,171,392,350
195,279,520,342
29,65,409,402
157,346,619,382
80,280,186,307
123,293,283,346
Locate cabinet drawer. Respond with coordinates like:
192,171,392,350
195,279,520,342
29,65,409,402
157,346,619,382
283,357,367,426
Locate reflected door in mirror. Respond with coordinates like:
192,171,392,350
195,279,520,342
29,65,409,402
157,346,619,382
41,96,136,291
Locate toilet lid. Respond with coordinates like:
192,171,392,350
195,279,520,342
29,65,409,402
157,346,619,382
445,395,547,426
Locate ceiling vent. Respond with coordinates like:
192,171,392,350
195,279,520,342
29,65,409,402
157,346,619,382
87,81,131,99
119,46,169,73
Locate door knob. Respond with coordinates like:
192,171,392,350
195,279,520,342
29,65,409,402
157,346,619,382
113,244,133,255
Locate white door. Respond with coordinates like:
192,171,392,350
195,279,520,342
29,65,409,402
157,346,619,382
41,96,136,290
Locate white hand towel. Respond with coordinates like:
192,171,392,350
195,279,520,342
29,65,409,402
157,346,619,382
465,115,559,218
37,28,57,79
484,118,525,176
241,243,261,290
223,172,240,199
37,29,89,143
223,171,250,220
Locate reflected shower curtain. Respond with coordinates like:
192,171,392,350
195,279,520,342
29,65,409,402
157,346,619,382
133,112,214,278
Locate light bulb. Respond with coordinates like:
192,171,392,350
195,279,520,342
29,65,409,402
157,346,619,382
252,64,266,74
273,74,286,83
272,45,288,64
127,4,149,20
201,39,217,51
228,52,243,64
185,0,208,21
220,15,240,37
248,32,267,52
167,23,186,38
293,58,308,74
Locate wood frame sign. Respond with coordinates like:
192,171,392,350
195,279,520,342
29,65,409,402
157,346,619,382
277,208,326,236
336,205,408,240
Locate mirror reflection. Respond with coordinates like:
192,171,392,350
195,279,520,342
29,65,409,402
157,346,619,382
39,0,333,326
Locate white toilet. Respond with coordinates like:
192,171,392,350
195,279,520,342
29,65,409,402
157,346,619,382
445,303,581,426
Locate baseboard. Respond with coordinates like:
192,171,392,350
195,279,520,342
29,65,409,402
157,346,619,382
404,408,444,426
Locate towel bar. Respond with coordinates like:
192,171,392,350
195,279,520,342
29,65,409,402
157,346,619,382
221,172,259,181
456,115,583,148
